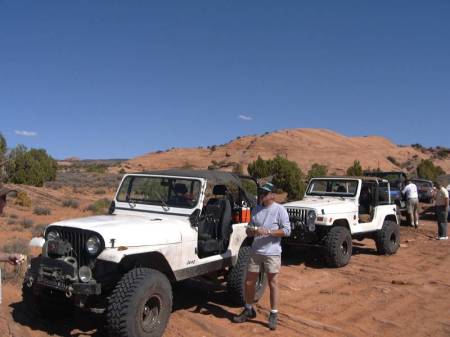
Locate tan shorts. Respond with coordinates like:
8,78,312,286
248,253,281,274
407,198,419,215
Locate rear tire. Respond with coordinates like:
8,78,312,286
375,220,400,255
226,246,267,305
106,268,172,337
323,226,352,268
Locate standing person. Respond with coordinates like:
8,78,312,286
233,183,291,331
402,179,419,228
434,181,449,240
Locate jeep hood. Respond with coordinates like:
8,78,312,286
48,214,187,247
284,196,356,214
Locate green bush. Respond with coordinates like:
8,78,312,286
6,145,57,187
307,163,328,180
20,218,34,228
247,155,305,200
33,207,51,216
417,159,446,181
62,199,80,209
346,160,363,176
86,198,111,215
15,191,32,208
85,163,108,174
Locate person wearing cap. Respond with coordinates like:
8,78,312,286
233,182,291,330
434,181,449,240
402,179,419,228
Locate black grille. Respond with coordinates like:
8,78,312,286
58,228,94,267
286,208,307,224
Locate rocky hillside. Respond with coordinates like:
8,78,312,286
120,128,450,175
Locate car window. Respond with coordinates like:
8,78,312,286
378,182,390,205
117,176,201,209
307,179,359,197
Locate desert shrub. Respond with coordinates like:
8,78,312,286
33,206,51,216
6,145,57,186
307,163,328,180
85,163,108,174
248,155,305,200
346,160,363,176
387,156,400,166
15,191,32,207
7,218,16,225
436,148,450,159
62,199,80,209
86,198,111,215
1,238,30,255
94,189,106,195
119,167,126,174
32,224,47,237
20,218,34,228
417,159,446,181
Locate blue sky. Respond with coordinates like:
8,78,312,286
0,1,449,159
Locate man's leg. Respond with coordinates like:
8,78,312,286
414,200,419,228
436,206,444,238
244,272,259,306
407,200,414,227
267,272,279,311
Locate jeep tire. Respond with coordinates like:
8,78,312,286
107,268,172,337
226,245,267,305
375,220,400,255
323,226,352,268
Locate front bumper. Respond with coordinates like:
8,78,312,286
26,256,101,296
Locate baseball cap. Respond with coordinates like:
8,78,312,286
258,182,274,193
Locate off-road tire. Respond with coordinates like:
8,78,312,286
375,220,400,255
323,226,352,268
106,268,172,337
22,282,73,318
226,246,268,306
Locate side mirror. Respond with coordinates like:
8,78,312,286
189,209,201,227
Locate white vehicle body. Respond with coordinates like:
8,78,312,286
282,177,400,267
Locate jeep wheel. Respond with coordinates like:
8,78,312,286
107,268,172,337
323,226,352,268
226,246,267,306
22,282,73,318
375,220,400,255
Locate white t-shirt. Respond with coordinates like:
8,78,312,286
402,183,418,200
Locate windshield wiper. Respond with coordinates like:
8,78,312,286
152,191,170,212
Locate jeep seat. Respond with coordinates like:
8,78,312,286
358,214,372,223
198,185,233,255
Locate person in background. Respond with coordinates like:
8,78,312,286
434,181,449,240
233,182,291,331
0,253,24,265
402,179,419,228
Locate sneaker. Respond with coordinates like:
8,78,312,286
438,236,449,240
233,307,256,323
268,312,278,330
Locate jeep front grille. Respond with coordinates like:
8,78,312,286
286,208,307,224
58,228,94,267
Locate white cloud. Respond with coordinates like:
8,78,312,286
238,115,253,121
15,130,37,137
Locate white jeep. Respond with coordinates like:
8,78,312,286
23,170,267,337
283,176,400,267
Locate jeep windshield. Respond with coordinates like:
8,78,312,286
116,175,201,209
306,179,359,197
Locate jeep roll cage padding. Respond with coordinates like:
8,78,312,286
142,169,257,208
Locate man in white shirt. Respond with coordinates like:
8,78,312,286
402,179,419,228
434,181,449,240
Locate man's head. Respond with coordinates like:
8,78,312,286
434,181,441,189
258,182,275,206
405,178,411,185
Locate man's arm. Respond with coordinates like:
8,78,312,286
0,252,24,265
263,207,291,238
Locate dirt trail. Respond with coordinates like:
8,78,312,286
1,220,450,337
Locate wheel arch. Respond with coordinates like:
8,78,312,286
119,252,176,282
384,214,399,225
332,218,351,230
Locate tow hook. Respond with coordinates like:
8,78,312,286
65,286,74,298
26,277,34,288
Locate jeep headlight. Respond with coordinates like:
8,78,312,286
46,229,60,241
306,210,317,231
86,236,101,255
